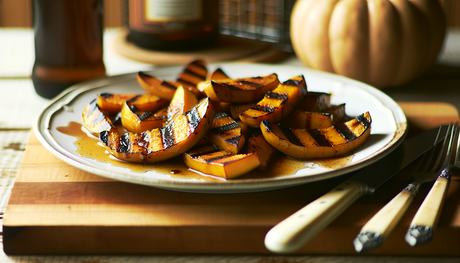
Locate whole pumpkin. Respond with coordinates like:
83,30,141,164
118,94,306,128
290,0,446,88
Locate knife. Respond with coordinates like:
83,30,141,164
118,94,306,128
264,126,444,254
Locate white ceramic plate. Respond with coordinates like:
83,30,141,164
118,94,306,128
34,63,407,193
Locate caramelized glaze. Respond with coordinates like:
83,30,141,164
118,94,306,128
56,122,353,181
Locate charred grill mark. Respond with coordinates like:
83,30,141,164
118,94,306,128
176,78,196,87
308,129,332,147
138,112,153,121
335,123,357,141
252,104,276,113
130,105,140,112
99,93,112,99
189,146,221,157
265,91,288,100
357,113,371,127
203,152,236,163
93,108,108,125
138,133,149,148
161,81,178,90
182,68,206,80
127,95,141,103
219,82,244,91
85,99,99,115
225,136,241,147
282,78,303,86
236,80,264,88
99,131,109,145
261,120,272,133
213,111,228,120
186,107,201,131
280,126,304,147
119,133,130,153
211,122,240,134
161,123,175,149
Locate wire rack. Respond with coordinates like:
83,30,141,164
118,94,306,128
219,0,296,52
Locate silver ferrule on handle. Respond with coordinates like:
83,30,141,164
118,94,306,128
405,167,452,246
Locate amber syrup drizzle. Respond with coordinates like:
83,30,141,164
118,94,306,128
56,122,353,181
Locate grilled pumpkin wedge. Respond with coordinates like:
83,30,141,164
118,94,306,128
99,98,217,163
280,110,333,129
175,59,207,98
183,143,260,179
204,112,245,153
260,112,372,159
121,102,165,133
137,72,178,100
229,103,256,120
197,68,231,92
297,91,331,112
246,132,277,170
97,93,137,113
204,73,279,103
82,99,117,136
239,75,308,128
324,103,349,124
97,93,169,113
166,86,198,125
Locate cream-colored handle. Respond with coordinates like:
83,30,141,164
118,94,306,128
406,176,450,246
264,179,367,254
353,187,415,252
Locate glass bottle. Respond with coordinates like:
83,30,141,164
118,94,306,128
32,0,106,99
128,0,219,51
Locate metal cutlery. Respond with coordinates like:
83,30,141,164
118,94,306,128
264,126,444,254
353,124,455,253
405,124,460,246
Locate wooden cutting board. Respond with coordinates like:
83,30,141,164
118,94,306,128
3,102,460,256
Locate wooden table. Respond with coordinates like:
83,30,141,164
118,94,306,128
1,28,460,263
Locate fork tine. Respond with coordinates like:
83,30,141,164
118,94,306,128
430,124,455,173
405,123,459,247
454,123,460,164
415,125,447,173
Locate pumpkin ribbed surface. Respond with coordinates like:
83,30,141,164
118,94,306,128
290,0,446,88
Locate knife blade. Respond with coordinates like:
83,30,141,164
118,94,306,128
264,126,445,254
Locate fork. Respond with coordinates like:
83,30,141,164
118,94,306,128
353,124,455,253
405,124,459,246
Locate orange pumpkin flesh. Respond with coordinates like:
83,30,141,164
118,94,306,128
166,86,199,125
281,110,333,129
99,98,216,163
260,112,372,159
246,132,278,170
120,102,165,133
97,93,138,113
137,71,178,100
204,73,280,103
82,99,116,136
204,112,245,153
97,93,169,113
239,75,308,128
174,59,207,98
87,62,373,179
183,143,260,180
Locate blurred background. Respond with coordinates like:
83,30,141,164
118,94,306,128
2,0,459,53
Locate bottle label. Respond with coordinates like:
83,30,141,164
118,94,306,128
144,0,202,21
129,0,214,34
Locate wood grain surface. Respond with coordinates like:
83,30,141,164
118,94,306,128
3,102,460,256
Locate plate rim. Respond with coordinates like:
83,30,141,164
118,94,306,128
34,63,407,193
